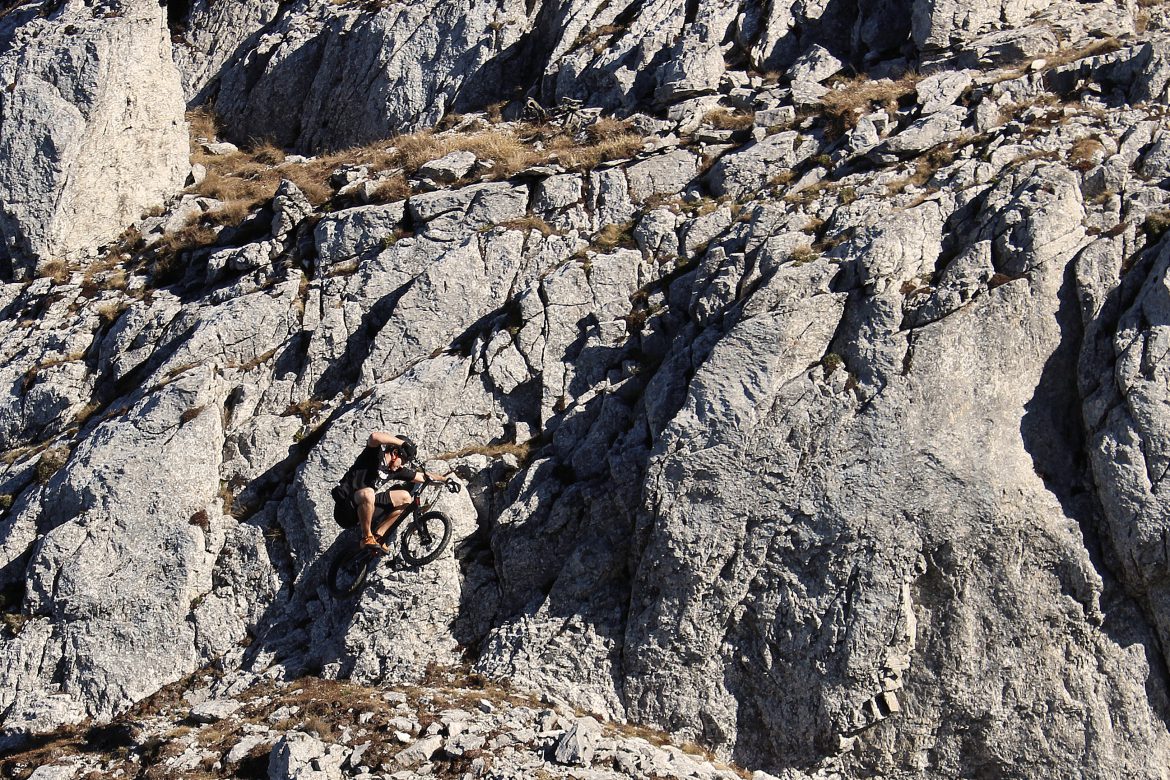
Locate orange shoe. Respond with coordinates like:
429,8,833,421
362,535,389,554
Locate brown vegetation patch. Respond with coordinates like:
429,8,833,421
702,108,755,131
594,221,637,251
34,445,70,483
130,108,655,287
821,73,920,137
1068,136,1106,171
1143,209,1170,240
438,439,533,463
551,131,644,171
499,215,560,237
1039,36,1123,70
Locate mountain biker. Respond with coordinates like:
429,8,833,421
335,432,460,553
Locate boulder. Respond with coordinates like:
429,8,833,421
553,717,601,766
418,150,478,183
707,132,821,199
655,38,726,104
788,45,844,84
268,732,346,780
314,202,408,265
869,104,969,162
190,699,243,724
394,734,443,766
625,151,701,203
916,69,975,114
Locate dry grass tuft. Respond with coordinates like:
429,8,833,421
437,439,533,462
552,132,644,171
395,129,538,176
38,260,70,284
187,106,218,144
594,221,636,251
500,215,560,237
1039,36,1123,70
137,108,655,278
821,73,920,137
1068,137,1106,171
702,108,755,131
35,445,70,484
368,174,412,203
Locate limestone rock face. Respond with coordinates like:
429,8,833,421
5,1,1170,779
170,0,282,103
0,0,188,274
214,0,532,151
203,0,1126,152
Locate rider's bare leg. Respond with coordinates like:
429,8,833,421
355,487,377,542
373,488,411,538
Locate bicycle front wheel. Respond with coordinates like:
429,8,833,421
400,511,452,567
327,546,376,597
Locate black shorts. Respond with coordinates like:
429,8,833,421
331,486,397,527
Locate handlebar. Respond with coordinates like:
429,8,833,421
409,477,462,495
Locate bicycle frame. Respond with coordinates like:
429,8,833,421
372,482,441,543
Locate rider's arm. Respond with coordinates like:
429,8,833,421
367,431,403,449
411,470,452,483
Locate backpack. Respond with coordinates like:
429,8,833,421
331,485,357,528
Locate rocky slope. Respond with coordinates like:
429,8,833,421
3,0,1170,777
1,668,751,780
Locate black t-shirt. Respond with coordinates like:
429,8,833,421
340,445,416,494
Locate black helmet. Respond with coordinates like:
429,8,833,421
396,436,418,462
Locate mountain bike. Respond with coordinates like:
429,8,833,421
326,480,458,598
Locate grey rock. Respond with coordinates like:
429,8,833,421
408,182,528,236
215,2,525,152
707,132,820,199
589,168,638,230
202,142,241,156
916,69,975,114
268,732,346,780
1139,130,1170,180
846,114,884,155
0,369,227,731
974,96,1004,132
788,45,844,84
667,96,725,135
682,207,734,258
635,208,684,260
190,698,243,723
188,164,208,188
534,174,588,230
395,734,443,766
553,717,601,766
10,7,1170,779
173,0,281,102
273,180,314,243
0,0,187,272
314,202,408,265
28,765,79,780
789,79,830,106
948,25,1060,69
418,150,478,183
870,104,969,162
625,151,701,203
227,733,275,764
655,37,726,104
754,107,797,129
912,0,1050,51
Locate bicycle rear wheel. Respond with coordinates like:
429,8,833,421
327,546,376,597
400,511,452,567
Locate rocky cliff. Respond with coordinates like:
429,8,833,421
3,0,1170,777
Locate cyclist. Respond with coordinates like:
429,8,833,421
334,432,459,553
